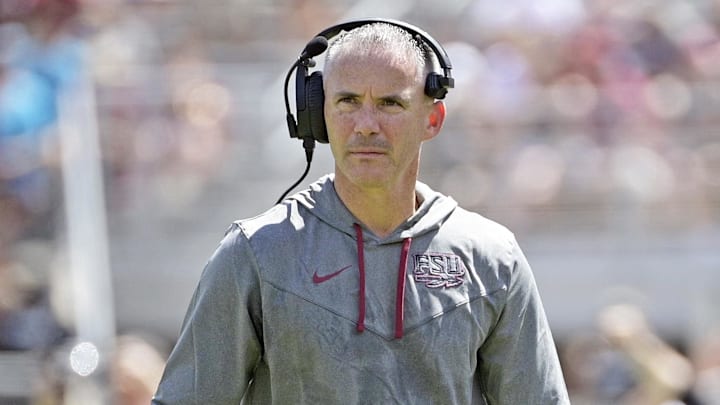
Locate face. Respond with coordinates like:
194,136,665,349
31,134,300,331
324,51,445,192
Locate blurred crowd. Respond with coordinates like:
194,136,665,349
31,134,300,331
561,304,720,404
423,1,720,234
1,0,719,404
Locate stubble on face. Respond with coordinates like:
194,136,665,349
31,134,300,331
323,52,429,193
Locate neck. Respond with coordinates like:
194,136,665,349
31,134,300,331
334,177,417,239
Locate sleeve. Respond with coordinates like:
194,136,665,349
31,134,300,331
477,236,570,405
152,223,263,404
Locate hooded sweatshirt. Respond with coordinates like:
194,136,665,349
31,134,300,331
153,175,569,404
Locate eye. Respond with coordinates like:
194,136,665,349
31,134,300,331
380,99,400,106
379,98,405,110
337,96,358,105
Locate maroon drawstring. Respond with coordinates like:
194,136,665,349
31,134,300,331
353,223,366,333
395,237,412,339
352,223,413,339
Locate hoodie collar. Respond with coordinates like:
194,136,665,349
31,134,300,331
289,174,458,244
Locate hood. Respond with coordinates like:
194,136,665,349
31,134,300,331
288,174,458,244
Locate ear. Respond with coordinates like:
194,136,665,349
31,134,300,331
424,100,446,140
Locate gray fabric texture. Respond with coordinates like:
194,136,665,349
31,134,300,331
153,174,570,404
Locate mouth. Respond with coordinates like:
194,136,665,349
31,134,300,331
348,147,388,155
348,150,387,159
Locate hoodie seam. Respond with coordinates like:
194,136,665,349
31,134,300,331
401,285,508,337
260,279,508,341
233,223,266,357
234,223,264,281
261,279,401,342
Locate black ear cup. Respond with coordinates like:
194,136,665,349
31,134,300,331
295,70,328,144
305,72,328,143
425,72,450,100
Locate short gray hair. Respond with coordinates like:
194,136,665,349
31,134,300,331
324,23,430,79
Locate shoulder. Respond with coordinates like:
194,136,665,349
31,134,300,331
459,211,545,299
232,200,306,240
438,205,531,294
445,206,518,256
199,205,300,288
235,175,336,239
221,200,315,272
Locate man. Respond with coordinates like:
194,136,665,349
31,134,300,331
153,21,569,404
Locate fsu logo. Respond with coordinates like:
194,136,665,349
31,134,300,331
413,253,466,288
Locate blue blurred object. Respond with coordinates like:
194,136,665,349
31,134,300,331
0,26,83,137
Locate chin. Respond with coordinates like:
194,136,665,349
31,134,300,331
342,171,393,190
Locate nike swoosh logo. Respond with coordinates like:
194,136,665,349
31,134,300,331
313,265,352,284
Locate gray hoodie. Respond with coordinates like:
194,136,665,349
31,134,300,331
153,175,569,404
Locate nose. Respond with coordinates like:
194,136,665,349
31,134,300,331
353,104,380,136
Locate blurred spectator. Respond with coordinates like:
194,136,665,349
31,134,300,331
597,304,696,405
561,331,637,405
688,329,720,405
28,333,167,405
0,1,82,402
562,303,707,405
0,240,67,351
109,334,166,405
0,0,83,241
0,0,83,135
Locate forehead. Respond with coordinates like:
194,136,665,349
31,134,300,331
324,50,422,91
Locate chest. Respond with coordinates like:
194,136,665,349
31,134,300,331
256,228,506,343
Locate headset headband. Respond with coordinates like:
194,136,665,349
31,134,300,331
314,18,454,80
276,18,453,203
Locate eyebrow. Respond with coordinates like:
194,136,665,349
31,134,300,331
332,91,360,100
332,90,410,104
379,94,409,105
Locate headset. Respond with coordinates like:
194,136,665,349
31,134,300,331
277,18,454,203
